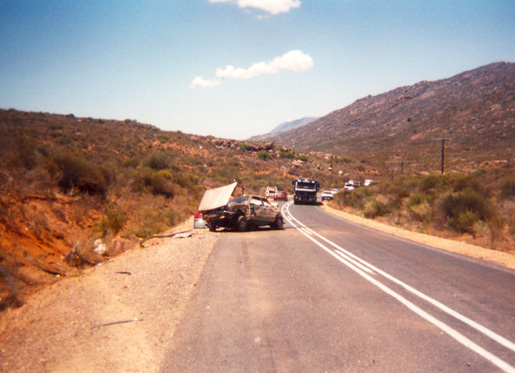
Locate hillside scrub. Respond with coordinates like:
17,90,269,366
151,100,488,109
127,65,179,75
330,171,515,252
1,109,363,310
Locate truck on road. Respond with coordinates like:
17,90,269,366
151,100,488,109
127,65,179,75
292,177,319,205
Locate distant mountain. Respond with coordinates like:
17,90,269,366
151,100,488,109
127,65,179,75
265,62,515,173
249,117,318,140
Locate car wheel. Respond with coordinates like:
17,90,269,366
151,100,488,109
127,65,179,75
208,222,217,232
273,216,284,230
236,215,248,232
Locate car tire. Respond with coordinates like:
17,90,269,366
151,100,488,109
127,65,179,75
273,216,284,230
208,222,217,232
236,215,248,232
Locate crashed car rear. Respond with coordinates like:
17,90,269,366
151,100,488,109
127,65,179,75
198,183,284,232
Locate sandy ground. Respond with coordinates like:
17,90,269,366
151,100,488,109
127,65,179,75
1,207,513,372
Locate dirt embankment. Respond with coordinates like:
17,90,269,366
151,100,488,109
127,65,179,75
0,218,219,372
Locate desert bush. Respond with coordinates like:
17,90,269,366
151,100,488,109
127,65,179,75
279,150,295,159
364,194,391,218
407,193,433,222
298,154,309,162
500,176,515,199
438,189,495,236
50,154,108,196
122,159,139,168
98,204,126,236
150,172,176,198
8,136,38,170
408,200,432,222
144,152,171,170
257,150,271,161
172,171,198,189
157,133,170,143
166,208,181,227
135,209,167,238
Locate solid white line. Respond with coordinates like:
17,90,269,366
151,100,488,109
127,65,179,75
284,202,515,372
286,203,515,354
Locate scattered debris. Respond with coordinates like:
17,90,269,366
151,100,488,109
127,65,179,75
115,271,132,275
139,230,194,247
92,318,143,329
93,239,107,256
173,232,193,239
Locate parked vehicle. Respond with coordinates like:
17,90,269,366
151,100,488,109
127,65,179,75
321,190,335,201
265,186,277,198
344,183,355,191
273,189,288,201
199,183,284,232
364,179,374,186
292,177,319,204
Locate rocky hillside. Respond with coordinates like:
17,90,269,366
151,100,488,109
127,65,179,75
267,62,515,174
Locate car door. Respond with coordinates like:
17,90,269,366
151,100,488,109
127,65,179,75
249,197,266,224
262,199,277,223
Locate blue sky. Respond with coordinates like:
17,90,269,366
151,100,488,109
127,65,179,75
1,1,514,139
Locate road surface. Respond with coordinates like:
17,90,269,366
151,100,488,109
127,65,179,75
162,202,515,372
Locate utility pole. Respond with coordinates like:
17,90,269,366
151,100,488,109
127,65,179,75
435,138,451,174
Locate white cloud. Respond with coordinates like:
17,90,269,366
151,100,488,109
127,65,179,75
190,76,222,88
191,50,313,88
209,0,301,15
217,50,313,79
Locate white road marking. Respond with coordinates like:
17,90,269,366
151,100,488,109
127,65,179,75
282,202,515,372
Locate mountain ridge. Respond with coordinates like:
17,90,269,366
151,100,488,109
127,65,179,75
249,117,318,140
264,61,515,173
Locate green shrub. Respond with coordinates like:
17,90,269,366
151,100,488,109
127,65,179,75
298,154,309,162
98,204,126,235
123,159,139,168
447,210,480,236
135,209,167,238
51,154,108,196
150,172,176,198
364,194,390,218
407,193,432,209
166,208,181,227
279,150,295,159
238,143,248,150
257,150,271,161
144,153,171,170
438,190,495,235
408,200,432,222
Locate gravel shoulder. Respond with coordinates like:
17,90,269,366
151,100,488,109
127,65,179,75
0,218,219,372
321,204,515,270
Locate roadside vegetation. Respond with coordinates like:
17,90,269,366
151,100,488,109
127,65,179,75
329,171,515,252
1,108,513,311
0,109,369,310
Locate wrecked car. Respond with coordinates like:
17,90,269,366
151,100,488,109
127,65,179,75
198,183,284,232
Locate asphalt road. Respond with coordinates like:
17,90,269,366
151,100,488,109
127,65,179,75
162,201,515,372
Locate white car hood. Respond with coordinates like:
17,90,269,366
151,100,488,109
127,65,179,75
198,182,237,211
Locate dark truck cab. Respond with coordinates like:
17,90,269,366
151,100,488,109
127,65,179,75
292,178,319,204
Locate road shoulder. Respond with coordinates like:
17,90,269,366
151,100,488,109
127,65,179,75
320,204,515,271
0,218,220,372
